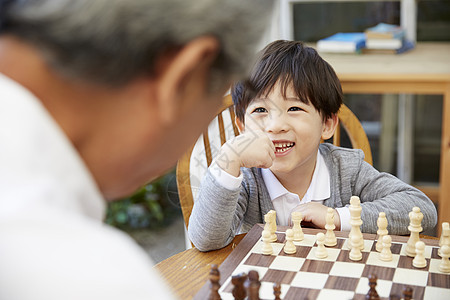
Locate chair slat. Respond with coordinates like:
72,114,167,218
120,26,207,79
202,131,212,167
218,113,226,146
228,107,240,137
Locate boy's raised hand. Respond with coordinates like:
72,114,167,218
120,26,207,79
214,129,275,177
290,202,341,230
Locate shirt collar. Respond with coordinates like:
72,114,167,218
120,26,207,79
261,150,330,202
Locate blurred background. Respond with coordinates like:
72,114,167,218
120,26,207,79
107,0,450,264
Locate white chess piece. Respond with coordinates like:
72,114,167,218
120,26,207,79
263,212,272,235
439,222,450,257
380,235,393,262
376,212,388,252
291,211,304,242
269,210,277,242
262,229,273,255
348,196,364,250
349,234,362,261
406,207,423,257
439,244,450,273
283,229,296,254
325,208,337,247
412,241,427,268
315,232,328,259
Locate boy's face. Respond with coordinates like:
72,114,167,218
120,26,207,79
240,82,337,176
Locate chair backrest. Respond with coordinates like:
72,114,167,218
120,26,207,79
176,94,373,229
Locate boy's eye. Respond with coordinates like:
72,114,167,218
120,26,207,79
288,106,304,112
252,107,267,113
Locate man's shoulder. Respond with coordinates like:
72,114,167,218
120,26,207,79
0,212,176,299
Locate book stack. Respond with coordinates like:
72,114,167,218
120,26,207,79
317,32,366,54
364,23,414,54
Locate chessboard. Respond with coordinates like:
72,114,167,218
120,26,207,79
193,224,450,300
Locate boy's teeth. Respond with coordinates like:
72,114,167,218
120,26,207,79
274,142,294,153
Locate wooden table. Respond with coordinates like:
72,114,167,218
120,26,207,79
154,232,438,299
154,234,245,300
319,42,450,234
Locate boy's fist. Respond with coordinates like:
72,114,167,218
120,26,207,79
214,129,275,177
290,203,341,230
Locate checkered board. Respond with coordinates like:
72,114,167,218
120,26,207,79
193,224,450,300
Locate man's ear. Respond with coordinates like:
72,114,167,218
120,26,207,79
321,113,339,140
155,36,220,125
235,116,245,134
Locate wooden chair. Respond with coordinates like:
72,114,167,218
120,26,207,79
176,94,373,229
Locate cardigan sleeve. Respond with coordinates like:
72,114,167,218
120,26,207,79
354,160,437,235
188,169,250,251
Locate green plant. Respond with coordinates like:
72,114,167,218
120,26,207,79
105,169,180,229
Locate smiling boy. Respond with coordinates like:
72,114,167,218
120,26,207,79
188,40,437,252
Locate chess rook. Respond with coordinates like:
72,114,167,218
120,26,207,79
291,211,304,242
405,207,423,257
376,212,388,252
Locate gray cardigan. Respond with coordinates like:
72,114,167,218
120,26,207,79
188,143,437,251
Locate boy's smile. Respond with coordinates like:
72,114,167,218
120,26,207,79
273,140,295,156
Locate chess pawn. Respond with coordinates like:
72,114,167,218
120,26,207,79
208,264,221,300
349,234,362,261
366,274,379,300
412,241,427,268
231,273,247,300
405,207,423,257
291,211,304,241
315,232,328,259
439,244,450,273
283,229,296,254
376,212,388,252
262,229,273,255
273,283,281,300
439,222,450,257
380,235,393,262
324,208,337,247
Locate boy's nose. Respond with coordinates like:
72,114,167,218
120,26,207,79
266,112,289,133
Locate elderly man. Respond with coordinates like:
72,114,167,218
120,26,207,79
0,0,273,299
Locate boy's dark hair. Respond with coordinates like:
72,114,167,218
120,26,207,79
232,40,343,123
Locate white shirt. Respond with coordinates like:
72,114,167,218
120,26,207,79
211,150,351,230
0,74,176,300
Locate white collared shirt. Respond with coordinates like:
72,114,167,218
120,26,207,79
0,73,175,300
211,150,351,230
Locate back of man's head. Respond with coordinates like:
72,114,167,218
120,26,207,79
0,0,273,92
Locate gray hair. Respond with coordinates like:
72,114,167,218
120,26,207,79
1,0,274,91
